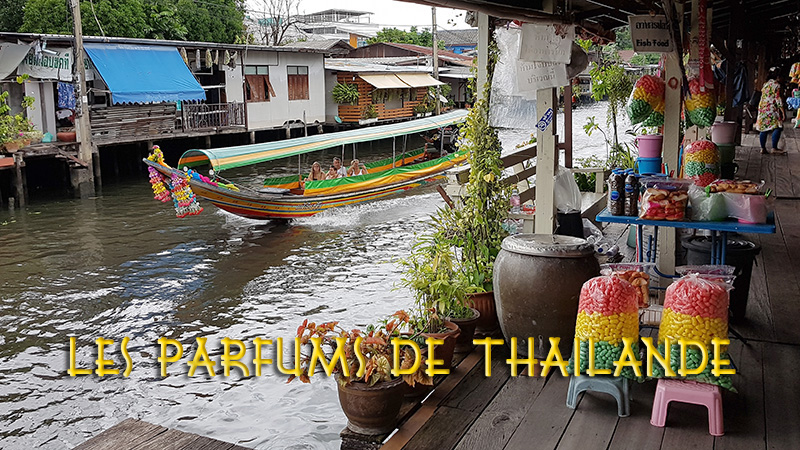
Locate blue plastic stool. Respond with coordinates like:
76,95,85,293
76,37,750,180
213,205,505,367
566,375,631,417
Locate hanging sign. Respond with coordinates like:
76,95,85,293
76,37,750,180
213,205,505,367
17,47,73,81
519,24,574,63
516,60,568,93
628,15,674,53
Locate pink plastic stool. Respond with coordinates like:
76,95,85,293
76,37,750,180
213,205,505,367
650,379,724,436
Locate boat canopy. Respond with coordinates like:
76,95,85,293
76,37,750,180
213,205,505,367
177,109,468,172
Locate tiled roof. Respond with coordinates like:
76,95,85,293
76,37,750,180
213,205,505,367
437,28,478,47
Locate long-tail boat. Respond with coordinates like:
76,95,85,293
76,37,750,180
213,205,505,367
144,110,467,220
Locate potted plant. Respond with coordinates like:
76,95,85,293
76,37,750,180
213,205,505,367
359,104,378,124
332,83,360,105
1,75,38,152
291,313,432,435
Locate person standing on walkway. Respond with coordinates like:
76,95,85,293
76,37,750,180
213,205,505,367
755,69,786,155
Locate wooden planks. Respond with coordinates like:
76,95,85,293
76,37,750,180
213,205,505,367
73,418,248,450
90,104,177,145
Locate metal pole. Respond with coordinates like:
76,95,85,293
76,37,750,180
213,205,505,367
341,144,345,162
432,7,441,115
303,111,308,137
392,137,396,168
353,143,356,161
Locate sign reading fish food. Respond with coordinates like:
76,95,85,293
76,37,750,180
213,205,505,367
518,23,574,63
628,15,674,53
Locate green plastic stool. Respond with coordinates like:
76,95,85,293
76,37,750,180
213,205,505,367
566,375,631,417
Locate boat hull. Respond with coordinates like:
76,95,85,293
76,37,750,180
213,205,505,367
145,160,445,220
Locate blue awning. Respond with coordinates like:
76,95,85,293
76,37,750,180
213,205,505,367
84,43,206,105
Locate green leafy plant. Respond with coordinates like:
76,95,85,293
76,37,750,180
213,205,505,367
1,74,37,145
332,83,360,105
361,104,378,120
588,61,634,147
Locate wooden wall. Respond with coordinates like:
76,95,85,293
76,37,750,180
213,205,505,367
90,104,177,145
335,74,426,123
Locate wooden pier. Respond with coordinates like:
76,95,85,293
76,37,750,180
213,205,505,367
73,418,251,450
374,129,800,450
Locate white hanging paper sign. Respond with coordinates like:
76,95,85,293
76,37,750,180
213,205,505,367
516,60,568,93
519,24,574,64
628,15,673,53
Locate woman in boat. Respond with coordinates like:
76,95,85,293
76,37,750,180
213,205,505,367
358,164,368,176
347,159,360,176
301,161,326,188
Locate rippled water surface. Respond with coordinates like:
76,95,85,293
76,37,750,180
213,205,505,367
0,103,626,449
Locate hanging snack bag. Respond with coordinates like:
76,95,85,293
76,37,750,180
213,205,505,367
653,274,736,391
683,139,720,187
627,75,665,124
600,263,655,308
639,177,691,221
567,276,641,379
685,77,716,128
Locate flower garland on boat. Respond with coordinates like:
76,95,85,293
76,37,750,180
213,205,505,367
146,145,203,217
170,172,203,218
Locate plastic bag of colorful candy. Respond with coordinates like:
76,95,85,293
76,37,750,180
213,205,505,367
566,276,642,380
626,75,665,125
600,263,656,308
651,273,737,391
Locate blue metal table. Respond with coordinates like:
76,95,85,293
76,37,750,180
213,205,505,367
596,208,776,265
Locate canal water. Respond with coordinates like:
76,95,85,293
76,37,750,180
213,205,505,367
0,103,631,449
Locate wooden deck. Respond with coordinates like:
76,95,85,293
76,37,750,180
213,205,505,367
380,127,800,450
73,418,251,450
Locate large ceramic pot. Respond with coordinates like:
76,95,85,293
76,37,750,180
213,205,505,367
420,320,460,370
493,234,599,359
467,291,499,335
450,308,480,353
337,376,406,435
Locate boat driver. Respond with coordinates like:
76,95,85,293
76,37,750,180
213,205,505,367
333,157,347,178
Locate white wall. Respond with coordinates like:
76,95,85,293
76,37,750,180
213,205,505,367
23,80,56,135
244,51,326,130
324,69,338,123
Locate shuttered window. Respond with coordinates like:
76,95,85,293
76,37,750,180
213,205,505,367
245,65,274,102
287,65,309,101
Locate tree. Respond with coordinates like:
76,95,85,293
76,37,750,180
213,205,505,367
252,0,301,46
630,53,661,66
20,0,245,43
0,0,26,32
368,27,444,49
614,26,633,50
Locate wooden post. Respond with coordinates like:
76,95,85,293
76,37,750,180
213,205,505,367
534,0,557,234
564,84,573,168
476,13,490,101
69,0,95,197
658,2,685,290
13,153,25,208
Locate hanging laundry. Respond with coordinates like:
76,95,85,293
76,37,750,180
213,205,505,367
214,50,219,65
229,51,238,68
206,49,213,68
224,50,231,65
195,49,201,70
57,82,76,109
180,47,189,66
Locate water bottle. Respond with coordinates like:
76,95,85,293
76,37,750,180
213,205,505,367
510,187,521,214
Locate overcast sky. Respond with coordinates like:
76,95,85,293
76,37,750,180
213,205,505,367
248,0,471,30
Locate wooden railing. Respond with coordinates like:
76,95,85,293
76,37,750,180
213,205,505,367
182,102,246,131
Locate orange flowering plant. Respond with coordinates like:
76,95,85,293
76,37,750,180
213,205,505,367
289,310,433,388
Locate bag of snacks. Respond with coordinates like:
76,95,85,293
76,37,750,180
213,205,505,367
600,263,655,308
685,77,716,128
705,179,763,194
652,274,736,391
639,177,691,221
567,276,641,379
723,191,770,224
627,75,665,124
689,184,727,221
683,140,720,187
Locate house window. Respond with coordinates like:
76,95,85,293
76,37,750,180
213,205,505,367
287,65,309,101
245,65,274,102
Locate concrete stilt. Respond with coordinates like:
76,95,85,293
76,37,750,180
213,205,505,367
92,151,102,187
70,166,95,198
205,135,212,148
250,131,256,144
13,154,25,208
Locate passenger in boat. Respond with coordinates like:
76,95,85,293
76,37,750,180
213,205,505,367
358,164,368,175
300,161,326,188
347,159,360,176
325,165,338,179
333,157,347,178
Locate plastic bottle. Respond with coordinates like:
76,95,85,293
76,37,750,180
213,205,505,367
624,169,639,216
510,187,521,214
607,169,625,216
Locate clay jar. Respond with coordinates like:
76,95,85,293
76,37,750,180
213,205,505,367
493,234,599,359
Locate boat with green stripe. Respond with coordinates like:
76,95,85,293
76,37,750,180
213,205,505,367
144,110,467,220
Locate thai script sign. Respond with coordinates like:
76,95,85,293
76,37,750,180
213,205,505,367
516,60,568,93
519,23,574,63
18,47,73,81
629,15,674,53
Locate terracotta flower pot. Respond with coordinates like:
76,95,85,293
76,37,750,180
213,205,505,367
450,308,481,353
3,141,20,153
337,375,406,435
467,291,499,335
57,132,76,142
420,320,460,370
